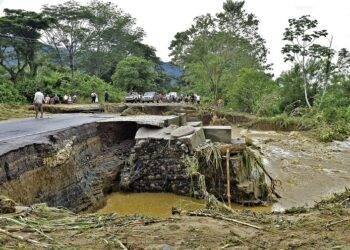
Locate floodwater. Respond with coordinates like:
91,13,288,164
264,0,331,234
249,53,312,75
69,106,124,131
97,192,271,218
233,126,350,211
98,192,205,218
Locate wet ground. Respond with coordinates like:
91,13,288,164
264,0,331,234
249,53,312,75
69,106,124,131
234,126,350,211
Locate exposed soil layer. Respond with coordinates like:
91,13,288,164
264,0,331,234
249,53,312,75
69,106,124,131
0,122,138,212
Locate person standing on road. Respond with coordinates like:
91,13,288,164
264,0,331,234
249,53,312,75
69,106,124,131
33,89,44,119
196,94,201,104
91,91,96,103
53,94,59,104
104,90,109,103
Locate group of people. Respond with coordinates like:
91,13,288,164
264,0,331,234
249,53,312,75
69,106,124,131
42,94,78,105
33,89,80,119
164,94,201,104
62,94,78,104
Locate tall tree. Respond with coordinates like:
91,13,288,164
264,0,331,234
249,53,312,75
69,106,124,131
282,15,333,108
42,0,89,76
111,56,155,92
0,9,50,83
169,0,269,102
80,0,147,78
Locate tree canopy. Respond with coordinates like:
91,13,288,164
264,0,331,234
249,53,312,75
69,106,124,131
169,0,269,102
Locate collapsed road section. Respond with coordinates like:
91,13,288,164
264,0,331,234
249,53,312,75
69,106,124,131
0,114,275,212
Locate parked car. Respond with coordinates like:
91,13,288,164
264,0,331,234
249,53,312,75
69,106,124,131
125,92,141,103
141,91,160,103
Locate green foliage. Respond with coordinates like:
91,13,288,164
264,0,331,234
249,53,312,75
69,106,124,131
169,0,268,102
42,0,158,80
0,81,25,103
282,15,334,108
16,67,123,103
253,113,306,131
0,9,51,82
226,68,280,116
112,56,155,92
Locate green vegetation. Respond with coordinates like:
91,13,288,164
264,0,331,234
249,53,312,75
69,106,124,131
0,0,168,107
170,1,350,142
112,56,156,92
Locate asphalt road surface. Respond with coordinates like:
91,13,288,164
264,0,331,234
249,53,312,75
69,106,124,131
0,113,116,155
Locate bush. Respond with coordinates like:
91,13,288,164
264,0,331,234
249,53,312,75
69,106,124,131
0,81,26,104
225,68,280,116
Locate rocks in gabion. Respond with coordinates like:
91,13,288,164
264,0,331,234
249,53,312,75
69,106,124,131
0,196,16,214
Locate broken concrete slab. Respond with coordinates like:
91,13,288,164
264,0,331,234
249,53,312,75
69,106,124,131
171,126,195,138
164,125,179,135
99,115,179,128
186,121,203,127
178,127,206,151
203,126,232,143
135,127,171,140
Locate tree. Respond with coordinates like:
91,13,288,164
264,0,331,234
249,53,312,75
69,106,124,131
169,0,269,102
79,0,149,79
0,9,50,83
42,0,89,76
111,56,155,92
42,0,159,80
228,68,279,115
337,48,350,80
282,15,333,108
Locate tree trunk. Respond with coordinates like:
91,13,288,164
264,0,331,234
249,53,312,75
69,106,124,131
302,57,311,109
319,36,333,110
69,52,74,77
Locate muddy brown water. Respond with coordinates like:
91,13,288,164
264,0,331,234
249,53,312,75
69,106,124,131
97,192,271,218
232,126,350,211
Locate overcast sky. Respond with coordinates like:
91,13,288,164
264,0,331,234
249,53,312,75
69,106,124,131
1,0,350,76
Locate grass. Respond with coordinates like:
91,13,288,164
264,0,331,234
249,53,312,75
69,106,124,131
0,104,34,121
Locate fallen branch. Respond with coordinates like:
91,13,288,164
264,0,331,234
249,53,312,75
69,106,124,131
326,218,350,228
0,228,49,247
115,238,128,250
231,230,267,249
176,210,263,230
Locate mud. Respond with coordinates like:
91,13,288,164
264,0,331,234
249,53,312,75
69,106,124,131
237,127,350,211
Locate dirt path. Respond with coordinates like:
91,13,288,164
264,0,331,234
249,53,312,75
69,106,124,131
236,127,350,211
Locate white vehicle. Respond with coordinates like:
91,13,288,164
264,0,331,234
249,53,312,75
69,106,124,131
168,92,177,98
